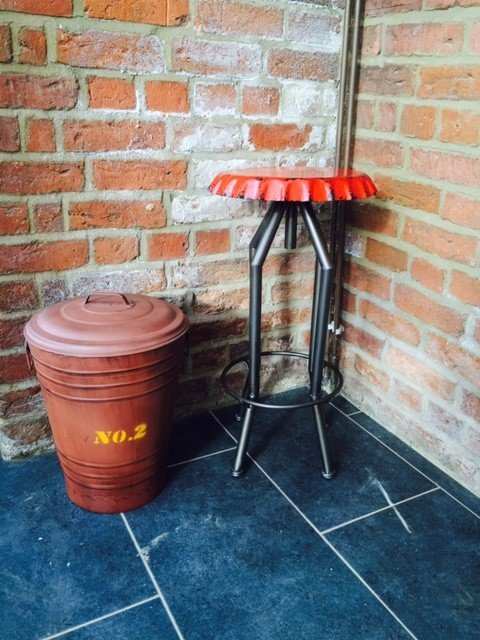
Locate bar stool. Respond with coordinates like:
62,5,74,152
209,167,377,479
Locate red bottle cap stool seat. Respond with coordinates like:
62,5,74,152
209,166,377,479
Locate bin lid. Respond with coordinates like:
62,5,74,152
25,292,189,357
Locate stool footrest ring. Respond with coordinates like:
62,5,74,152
221,350,343,410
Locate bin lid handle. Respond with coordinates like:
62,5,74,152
84,292,132,306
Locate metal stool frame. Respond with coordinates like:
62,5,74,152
221,200,341,480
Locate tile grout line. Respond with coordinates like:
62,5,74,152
120,513,186,640
332,404,480,520
320,487,440,535
209,411,420,640
39,595,161,640
167,446,237,469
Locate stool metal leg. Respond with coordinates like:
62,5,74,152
301,203,336,479
232,203,285,477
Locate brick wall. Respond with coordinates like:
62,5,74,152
344,0,480,494
0,1,343,458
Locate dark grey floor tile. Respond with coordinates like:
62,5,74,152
126,452,412,640
168,410,233,466
326,490,480,640
330,394,360,415
214,388,435,531
65,599,177,640
0,453,153,640
351,411,480,517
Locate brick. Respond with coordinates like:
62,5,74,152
195,229,230,255
249,124,312,151
0,317,29,349
0,116,19,152
386,23,463,56
19,28,47,65
72,268,166,296
192,287,249,315
0,386,43,418
0,162,83,195
288,11,341,47
0,280,37,311
26,119,55,152
87,77,136,110
0,25,11,62
268,49,338,82
0,202,28,234
412,146,480,188
70,200,165,230
0,354,32,384
442,193,480,229
365,0,422,15
34,202,63,232
195,84,236,115
366,238,408,272
461,390,480,423
94,236,139,265
450,270,480,306
354,354,390,392
394,379,422,412
196,1,283,38
402,217,478,265
411,258,445,293
63,120,165,152
172,37,261,77
400,105,436,140
395,284,465,337
85,0,189,26
473,24,480,53
172,193,252,223
440,109,480,146
145,80,189,113
148,233,189,260
0,1,72,16
243,87,279,116
361,25,382,56
173,122,242,153
418,66,480,100
347,202,399,237
427,335,479,388
342,288,356,314
271,279,314,304
353,138,403,168
167,259,248,289
93,160,187,191
359,299,420,346
0,74,78,109
428,402,465,439
344,261,392,300
57,30,165,73
374,174,440,214
343,321,384,357
385,347,455,400
358,65,415,96
0,240,88,274
427,0,480,7
190,345,229,375
356,100,375,129
377,102,397,132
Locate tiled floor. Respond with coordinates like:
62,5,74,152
1,389,479,640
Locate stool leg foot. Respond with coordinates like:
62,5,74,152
232,405,255,477
312,403,336,479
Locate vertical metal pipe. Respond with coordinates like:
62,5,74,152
344,0,362,169
335,0,353,170
328,0,363,372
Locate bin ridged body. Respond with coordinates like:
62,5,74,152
25,293,188,514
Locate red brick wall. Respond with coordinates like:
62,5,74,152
345,0,480,494
0,1,343,457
